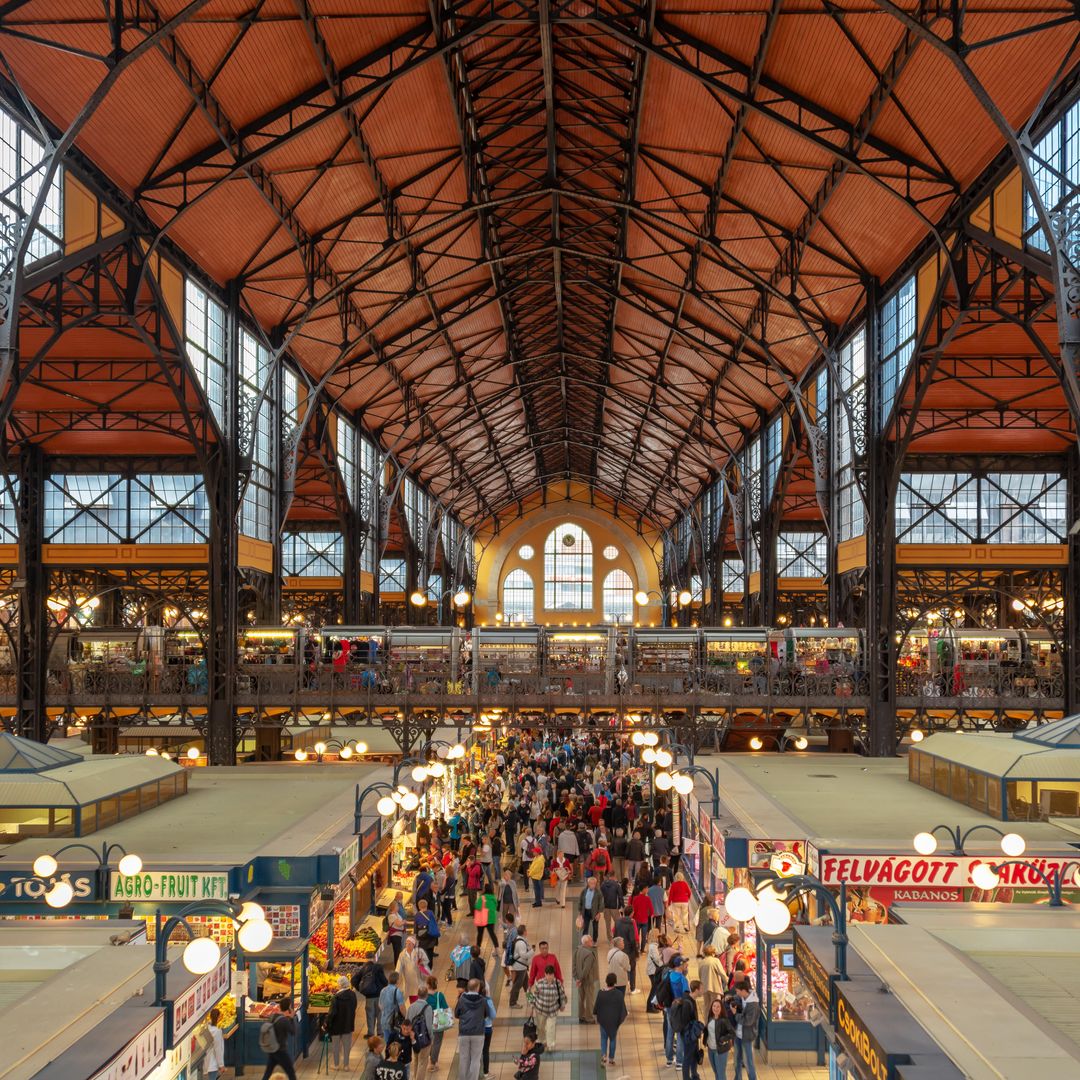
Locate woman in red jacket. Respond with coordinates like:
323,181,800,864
667,873,692,934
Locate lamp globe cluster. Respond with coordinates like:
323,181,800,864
723,885,792,935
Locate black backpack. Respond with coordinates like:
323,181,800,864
412,1009,432,1049
653,969,675,1009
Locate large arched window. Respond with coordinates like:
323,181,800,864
502,569,534,623
602,569,634,623
544,523,592,609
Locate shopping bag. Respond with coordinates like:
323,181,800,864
433,1007,455,1032
474,908,488,927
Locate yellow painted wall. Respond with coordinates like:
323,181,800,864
474,500,662,626
895,543,1067,567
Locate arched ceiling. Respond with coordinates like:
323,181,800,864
1,0,1077,523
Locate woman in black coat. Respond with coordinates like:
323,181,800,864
327,975,359,1070
594,973,629,1066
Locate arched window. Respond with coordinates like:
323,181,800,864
502,569,534,623
544,523,592,610
603,569,634,623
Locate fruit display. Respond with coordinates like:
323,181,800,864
338,925,381,961
212,994,238,1032
307,969,340,993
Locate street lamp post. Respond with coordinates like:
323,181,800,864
656,765,720,817
725,873,849,981
912,823,1027,857
977,859,1080,905
354,781,420,834
32,841,143,906
153,899,272,1006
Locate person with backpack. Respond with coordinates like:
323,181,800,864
378,972,406,1041
406,994,435,1080
327,974,359,1071
354,957,388,1038
508,924,534,1007
704,995,737,1080
669,979,704,1080
732,980,761,1080
656,955,691,1068
454,978,495,1080
587,839,612,882
258,1000,298,1080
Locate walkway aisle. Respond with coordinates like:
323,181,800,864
293,885,827,1080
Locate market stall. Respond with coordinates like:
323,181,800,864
699,628,769,693
387,627,460,692
630,628,697,692
767,628,865,696
237,627,303,695
474,626,542,693
544,628,613,694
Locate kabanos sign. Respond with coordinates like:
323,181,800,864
818,853,1080,889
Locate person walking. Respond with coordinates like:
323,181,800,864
354,956,388,1038
361,1036,384,1080
416,899,441,964
579,876,603,941
594,972,628,1067
733,981,760,1080
465,855,485,914
327,974,359,1071
203,1007,226,1080
406,992,435,1080
378,972,406,1041
669,979,704,1080
454,978,495,1080
631,887,655,951
528,940,564,988
396,936,429,1002
424,975,449,1073
668,873,693,934
529,963,567,1051
474,884,499,949
374,1040,408,1080
527,845,547,906
648,878,667,933
387,893,407,963
259,1000,298,1080
478,833,494,885
481,983,497,1080
660,956,691,1068
508,924,534,1007
514,1031,544,1080
704,996,736,1080
573,933,599,1024
605,936,631,996
497,868,520,920
600,874,622,941
626,830,645,883
698,945,726,999
696,900,719,959
552,850,572,908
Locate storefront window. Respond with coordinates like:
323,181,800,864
968,771,987,813
1032,782,1080,818
934,757,949,795
1006,780,1034,820
951,763,966,803
989,778,1002,817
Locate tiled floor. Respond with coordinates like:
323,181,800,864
288,887,826,1080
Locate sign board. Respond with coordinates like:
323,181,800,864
170,950,231,1046
806,842,820,877
110,871,229,903
835,983,898,1080
748,839,805,869
0,869,96,902
360,821,381,858
89,1012,165,1080
792,929,832,1016
337,837,360,881
817,853,1079,889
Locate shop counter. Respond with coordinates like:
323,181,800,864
755,932,819,1051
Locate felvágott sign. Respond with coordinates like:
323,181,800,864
110,871,229,903
818,854,1080,889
